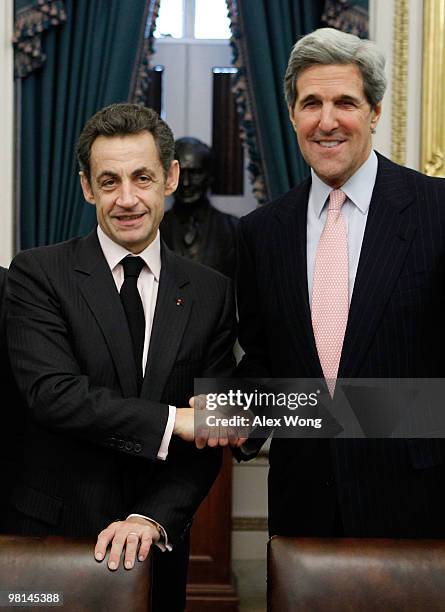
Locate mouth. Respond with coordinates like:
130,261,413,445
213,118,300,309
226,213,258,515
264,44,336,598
112,212,146,226
314,140,345,150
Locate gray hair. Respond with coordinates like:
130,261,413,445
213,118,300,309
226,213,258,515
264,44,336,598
284,28,387,110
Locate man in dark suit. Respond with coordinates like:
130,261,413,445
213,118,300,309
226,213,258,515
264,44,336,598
237,28,445,538
7,104,238,611
0,267,25,531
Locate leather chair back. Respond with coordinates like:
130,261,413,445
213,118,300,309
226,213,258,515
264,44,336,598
0,535,151,611
268,536,445,611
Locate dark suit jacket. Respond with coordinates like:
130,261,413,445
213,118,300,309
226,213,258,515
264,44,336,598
237,153,445,538
6,230,236,603
0,267,26,531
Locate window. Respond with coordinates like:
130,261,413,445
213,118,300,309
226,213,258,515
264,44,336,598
194,0,231,39
154,0,231,39
154,0,183,38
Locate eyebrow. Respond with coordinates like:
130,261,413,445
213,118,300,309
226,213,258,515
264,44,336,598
96,167,152,182
336,94,362,104
96,171,118,182
298,93,362,106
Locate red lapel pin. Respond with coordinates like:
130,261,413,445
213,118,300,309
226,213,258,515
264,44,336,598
176,298,184,306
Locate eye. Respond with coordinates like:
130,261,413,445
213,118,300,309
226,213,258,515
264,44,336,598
101,178,116,189
302,100,319,109
137,175,151,185
338,100,357,108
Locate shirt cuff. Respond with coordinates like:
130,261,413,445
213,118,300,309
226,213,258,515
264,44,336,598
127,514,172,552
157,405,176,460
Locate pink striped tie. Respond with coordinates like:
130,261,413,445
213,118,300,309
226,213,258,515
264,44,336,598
311,189,348,394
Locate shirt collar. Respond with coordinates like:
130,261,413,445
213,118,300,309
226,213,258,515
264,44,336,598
310,150,378,218
97,226,161,281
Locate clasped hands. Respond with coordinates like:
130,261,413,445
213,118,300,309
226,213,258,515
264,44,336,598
173,394,250,449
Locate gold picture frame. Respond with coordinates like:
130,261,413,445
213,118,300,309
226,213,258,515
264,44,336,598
421,0,445,177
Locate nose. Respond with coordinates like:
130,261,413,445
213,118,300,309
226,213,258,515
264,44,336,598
318,103,339,133
116,181,137,207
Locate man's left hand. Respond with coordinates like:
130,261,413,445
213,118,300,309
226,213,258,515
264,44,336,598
94,516,159,570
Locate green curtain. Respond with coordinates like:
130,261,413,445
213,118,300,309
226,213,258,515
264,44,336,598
228,0,325,203
15,0,153,249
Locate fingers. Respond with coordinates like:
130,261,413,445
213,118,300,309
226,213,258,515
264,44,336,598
123,532,140,570
138,531,152,562
195,422,210,449
95,522,116,562
189,394,207,410
210,425,228,447
94,519,155,570
235,434,249,447
233,426,250,447
185,395,252,449
207,424,222,448
108,526,131,570
204,425,247,448
227,426,239,446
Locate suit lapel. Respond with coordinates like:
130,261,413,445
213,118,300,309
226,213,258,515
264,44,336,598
73,230,138,397
141,245,192,401
339,154,416,378
274,180,323,377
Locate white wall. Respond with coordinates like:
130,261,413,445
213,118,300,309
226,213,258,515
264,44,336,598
0,0,14,265
369,0,394,158
153,38,257,218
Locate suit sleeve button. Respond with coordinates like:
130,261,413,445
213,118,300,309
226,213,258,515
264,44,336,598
134,443,142,453
117,439,125,449
125,441,134,451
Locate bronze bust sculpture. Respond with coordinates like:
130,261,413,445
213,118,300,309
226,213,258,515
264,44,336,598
160,137,238,278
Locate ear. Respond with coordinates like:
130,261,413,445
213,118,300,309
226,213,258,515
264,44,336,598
370,102,382,131
79,172,95,205
164,160,180,196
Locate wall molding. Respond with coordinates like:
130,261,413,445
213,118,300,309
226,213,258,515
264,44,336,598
232,517,268,532
0,0,14,265
391,0,409,165
421,0,445,176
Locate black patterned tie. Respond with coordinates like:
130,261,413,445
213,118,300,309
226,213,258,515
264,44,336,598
120,256,146,391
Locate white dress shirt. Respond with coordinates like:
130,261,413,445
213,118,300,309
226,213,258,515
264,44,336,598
307,150,378,305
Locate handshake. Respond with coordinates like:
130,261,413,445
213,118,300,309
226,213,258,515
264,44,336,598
173,394,251,448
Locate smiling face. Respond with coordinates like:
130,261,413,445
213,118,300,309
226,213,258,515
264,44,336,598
80,132,179,253
289,63,381,188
